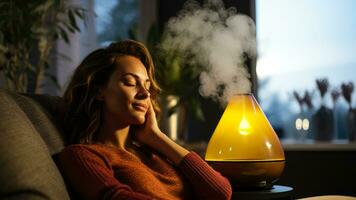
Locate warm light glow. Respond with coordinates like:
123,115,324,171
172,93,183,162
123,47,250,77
302,119,309,130
205,94,285,161
239,117,251,135
266,141,272,149
205,94,285,188
296,118,302,130
296,118,310,131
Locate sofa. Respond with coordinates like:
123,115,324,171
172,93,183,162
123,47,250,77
0,88,70,199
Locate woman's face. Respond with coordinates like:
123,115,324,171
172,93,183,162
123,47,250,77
97,55,151,126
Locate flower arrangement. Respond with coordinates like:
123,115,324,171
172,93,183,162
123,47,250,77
331,88,340,109
292,79,356,141
316,78,329,106
341,82,354,111
293,90,313,112
341,81,355,141
313,78,334,141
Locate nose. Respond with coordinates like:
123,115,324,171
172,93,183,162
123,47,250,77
136,84,150,99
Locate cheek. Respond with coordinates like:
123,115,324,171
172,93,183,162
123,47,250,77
102,91,120,109
118,88,135,104
106,88,134,111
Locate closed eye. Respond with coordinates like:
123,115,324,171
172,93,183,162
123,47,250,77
122,77,136,86
120,74,151,91
123,80,136,86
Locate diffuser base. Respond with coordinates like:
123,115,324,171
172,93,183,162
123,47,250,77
207,160,285,189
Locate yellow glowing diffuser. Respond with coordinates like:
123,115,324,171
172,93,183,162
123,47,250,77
205,94,285,188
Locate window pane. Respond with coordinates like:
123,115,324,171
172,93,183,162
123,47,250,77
256,0,356,141
95,0,138,46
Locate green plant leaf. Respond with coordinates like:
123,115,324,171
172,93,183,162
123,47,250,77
74,9,84,19
58,26,69,43
38,36,48,55
68,9,80,32
25,64,36,74
146,23,160,51
168,104,180,117
62,22,76,33
45,72,61,90
189,98,205,121
34,0,54,13
44,61,50,69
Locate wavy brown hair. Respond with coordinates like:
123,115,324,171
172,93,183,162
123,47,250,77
63,40,161,144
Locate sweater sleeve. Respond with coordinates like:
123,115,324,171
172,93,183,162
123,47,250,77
58,145,154,200
178,152,232,200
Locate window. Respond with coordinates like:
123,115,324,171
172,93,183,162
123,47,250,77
95,0,139,46
256,0,356,142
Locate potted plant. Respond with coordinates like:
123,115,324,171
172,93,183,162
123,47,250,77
341,81,355,141
142,24,205,141
331,88,341,138
313,78,334,141
0,0,85,93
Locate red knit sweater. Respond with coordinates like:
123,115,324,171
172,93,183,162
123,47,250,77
58,144,232,200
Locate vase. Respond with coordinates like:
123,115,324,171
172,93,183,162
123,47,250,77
159,95,188,142
346,109,356,141
313,105,334,141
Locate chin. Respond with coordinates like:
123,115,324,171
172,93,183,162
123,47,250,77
131,115,146,125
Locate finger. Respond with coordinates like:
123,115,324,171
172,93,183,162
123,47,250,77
146,101,157,123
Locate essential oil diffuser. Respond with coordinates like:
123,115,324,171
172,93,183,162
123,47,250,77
205,94,285,189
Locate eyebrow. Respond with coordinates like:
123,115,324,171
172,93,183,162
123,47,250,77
122,73,150,82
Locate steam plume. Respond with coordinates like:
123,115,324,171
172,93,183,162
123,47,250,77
161,0,256,105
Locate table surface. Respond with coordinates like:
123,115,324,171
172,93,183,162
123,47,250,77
232,185,294,200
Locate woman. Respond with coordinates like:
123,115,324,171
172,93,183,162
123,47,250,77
58,40,232,200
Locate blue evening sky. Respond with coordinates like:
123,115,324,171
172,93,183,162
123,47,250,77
256,0,356,109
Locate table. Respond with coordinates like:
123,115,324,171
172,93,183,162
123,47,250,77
232,185,294,200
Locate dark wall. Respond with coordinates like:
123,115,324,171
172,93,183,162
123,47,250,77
277,150,356,198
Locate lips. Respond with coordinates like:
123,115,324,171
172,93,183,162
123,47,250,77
132,102,147,112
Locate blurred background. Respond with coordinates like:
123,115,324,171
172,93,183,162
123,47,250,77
1,0,356,198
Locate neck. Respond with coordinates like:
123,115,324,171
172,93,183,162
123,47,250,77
96,117,133,150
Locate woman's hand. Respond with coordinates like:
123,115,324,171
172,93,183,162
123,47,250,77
134,101,164,147
134,100,189,165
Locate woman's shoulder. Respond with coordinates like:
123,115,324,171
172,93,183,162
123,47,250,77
59,143,119,165
62,143,102,151
60,143,117,158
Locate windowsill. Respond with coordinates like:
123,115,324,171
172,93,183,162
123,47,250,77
281,139,356,151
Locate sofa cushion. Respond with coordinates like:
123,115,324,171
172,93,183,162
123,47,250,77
0,89,70,199
9,91,66,155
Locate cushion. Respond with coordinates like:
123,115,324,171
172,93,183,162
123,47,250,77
10,91,66,155
0,89,70,199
